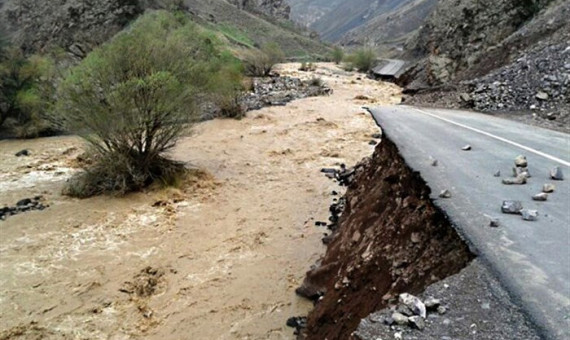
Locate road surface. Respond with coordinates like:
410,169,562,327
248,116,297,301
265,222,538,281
369,105,570,340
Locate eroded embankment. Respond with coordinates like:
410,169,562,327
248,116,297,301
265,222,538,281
297,136,475,339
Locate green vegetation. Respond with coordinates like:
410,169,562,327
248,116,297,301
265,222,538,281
217,24,255,48
57,11,244,197
344,48,377,73
0,47,59,137
243,42,285,77
331,46,344,64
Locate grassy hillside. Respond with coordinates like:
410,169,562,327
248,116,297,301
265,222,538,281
0,0,329,59
185,0,330,58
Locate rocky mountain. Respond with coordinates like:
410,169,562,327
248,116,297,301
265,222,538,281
0,0,325,57
338,0,437,56
227,0,291,19
401,0,569,130
287,0,344,27
311,0,423,42
286,0,437,55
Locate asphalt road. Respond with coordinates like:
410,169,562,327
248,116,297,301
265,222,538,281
369,105,570,340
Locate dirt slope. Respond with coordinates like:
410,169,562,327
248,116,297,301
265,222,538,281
0,63,400,339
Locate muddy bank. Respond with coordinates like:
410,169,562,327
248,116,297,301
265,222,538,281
296,136,474,339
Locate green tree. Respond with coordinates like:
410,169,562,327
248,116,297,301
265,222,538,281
243,42,285,77
331,46,344,64
0,48,56,135
57,11,242,196
351,48,377,72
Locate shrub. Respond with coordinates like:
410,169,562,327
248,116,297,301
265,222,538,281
331,46,344,64
345,48,377,73
243,43,285,77
56,11,241,197
308,77,323,87
0,48,58,136
352,48,377,72
209,52,246,118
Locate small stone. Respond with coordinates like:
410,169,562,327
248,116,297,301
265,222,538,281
462,145,472,151
409,315,426,330
431,159,439,166
489,219,500,228
396,304,414,317
424,297,441,310
532,193,548,201
501,200,523,214
371,133,382,139
383,316,395,325
521,209,538,221
536,91,549,100
514,155,528,167
439,189,452,198
399,293,427,318
542,183,555,193
286,316,307,329
502,175,527,185
368,140,377,146
513,167,531,178
16,198,32,207
437,306,447,315
15,149,30,157
391,312,409,325
493,170,501,177
550,166,564,180
459,93,471,102
410,232,421,244
394,332,403,340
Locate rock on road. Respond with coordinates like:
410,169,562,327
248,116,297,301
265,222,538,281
369,105,570,340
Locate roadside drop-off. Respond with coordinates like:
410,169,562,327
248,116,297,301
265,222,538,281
297,136,474,339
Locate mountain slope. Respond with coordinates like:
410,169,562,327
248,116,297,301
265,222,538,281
311,0,413,42
286,0,438,56
0,0,327,57
287,0,344,27
338,0,437,56
401,0,569,130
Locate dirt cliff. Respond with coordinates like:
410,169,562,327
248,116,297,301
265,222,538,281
296,136,474,339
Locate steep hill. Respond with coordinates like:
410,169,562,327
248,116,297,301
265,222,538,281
401,0,569,130
338,0,437,56
286,0,437,56
311,0,414,42
0,0,327,58
287,0,344,27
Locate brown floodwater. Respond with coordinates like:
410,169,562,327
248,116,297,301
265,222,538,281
0,63,400,339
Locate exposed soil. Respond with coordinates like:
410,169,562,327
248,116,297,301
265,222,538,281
296,136,475,339
0,63,400,339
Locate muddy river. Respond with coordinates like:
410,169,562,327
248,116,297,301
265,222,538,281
0,63,400,339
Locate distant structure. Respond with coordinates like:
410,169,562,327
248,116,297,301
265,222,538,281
371,59,407,81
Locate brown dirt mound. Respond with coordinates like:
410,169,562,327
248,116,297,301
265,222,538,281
297,137,474,339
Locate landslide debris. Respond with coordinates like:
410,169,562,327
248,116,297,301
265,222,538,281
296,137,474,339
355,260,542,340
399,0,570,131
